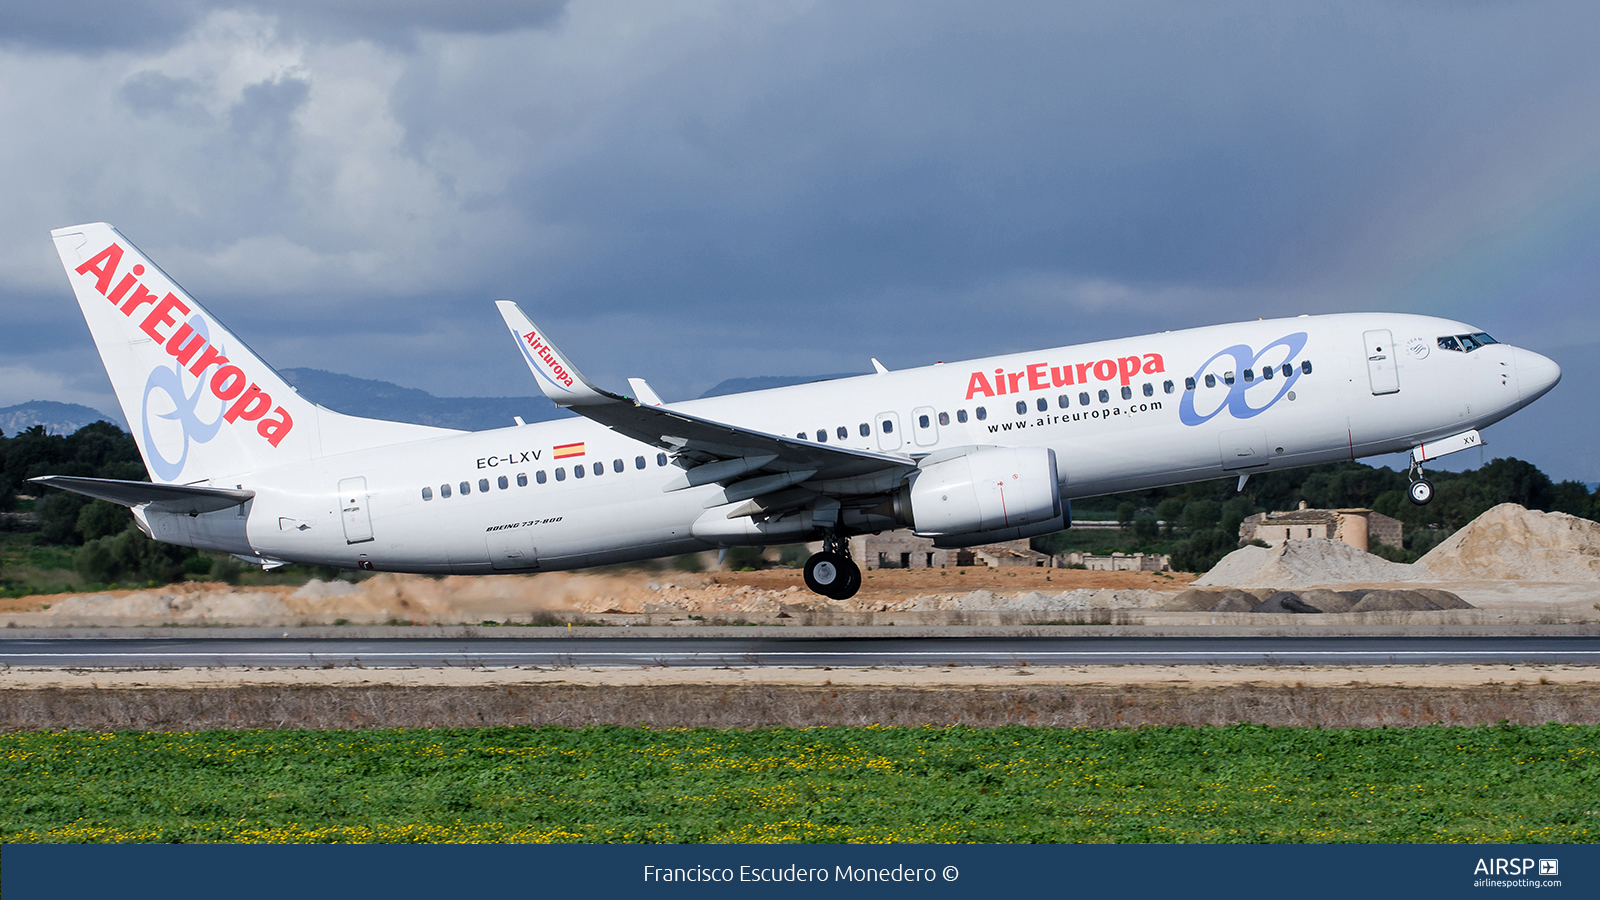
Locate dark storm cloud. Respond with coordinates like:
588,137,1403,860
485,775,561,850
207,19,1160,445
0,0,566,54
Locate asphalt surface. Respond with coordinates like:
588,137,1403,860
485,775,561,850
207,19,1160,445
3,636,1599,668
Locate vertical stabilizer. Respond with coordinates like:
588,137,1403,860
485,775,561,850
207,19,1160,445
51,223,456,484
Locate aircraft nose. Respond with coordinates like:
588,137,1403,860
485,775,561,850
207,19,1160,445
1513,348,1561,402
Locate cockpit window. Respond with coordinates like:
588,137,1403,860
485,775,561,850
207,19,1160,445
1438,333,1498,353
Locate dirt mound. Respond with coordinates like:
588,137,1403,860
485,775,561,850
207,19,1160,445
1419,503,1600,582
1298,589,1354,613
1250,591,1321,614
1351,590,1438,612
1414,588,1474,610
46,589,292,623
1195,538,1421,588
1211,595,1255,612
1162,589,1223,611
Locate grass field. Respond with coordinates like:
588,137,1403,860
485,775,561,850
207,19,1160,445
3,724,1596,844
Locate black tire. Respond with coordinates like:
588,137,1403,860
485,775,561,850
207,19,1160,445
832,558,862,600
804,552,847,596
1408,478,1434,506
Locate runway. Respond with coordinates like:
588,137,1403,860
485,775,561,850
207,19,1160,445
3,636,1599,669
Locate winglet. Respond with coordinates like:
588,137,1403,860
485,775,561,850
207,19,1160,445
495,300,620,407
628,377,665,406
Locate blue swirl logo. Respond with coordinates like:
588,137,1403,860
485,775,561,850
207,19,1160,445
1178,332,1307,427
140,315,224,481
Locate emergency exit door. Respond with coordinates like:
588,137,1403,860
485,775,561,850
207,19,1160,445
338,477,374,544
1363,329,1400,395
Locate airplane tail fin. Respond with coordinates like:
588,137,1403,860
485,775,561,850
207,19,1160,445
51,223,457,484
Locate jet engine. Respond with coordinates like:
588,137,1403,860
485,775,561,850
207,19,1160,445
895,447,1064,548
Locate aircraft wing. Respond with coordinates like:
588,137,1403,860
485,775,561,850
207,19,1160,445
31,475,254,514
494,302,916,496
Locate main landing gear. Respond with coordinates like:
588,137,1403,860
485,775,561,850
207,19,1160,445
803,533,861,600
1407,461,1434,506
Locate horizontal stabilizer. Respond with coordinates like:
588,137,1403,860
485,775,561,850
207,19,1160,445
30,475,254,514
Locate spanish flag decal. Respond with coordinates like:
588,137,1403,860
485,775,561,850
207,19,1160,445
553,442,585,459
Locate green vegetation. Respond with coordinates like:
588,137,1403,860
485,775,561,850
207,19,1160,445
2,724,1594,843
0,423,365,596
1040,457,1600,572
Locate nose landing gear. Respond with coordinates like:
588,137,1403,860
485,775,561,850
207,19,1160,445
1407,461,1434,506
803,533,861,600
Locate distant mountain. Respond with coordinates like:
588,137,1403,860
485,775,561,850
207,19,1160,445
0,401,126,436
279,368,568,432
699,373,867,398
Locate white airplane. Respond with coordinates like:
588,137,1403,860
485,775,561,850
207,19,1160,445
34,223,1561,599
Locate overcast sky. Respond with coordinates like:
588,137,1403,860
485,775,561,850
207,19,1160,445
2,1,1597,481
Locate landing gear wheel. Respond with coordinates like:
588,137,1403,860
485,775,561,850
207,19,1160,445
1408,478,1434,506
835,558,861,600
804,552,847,597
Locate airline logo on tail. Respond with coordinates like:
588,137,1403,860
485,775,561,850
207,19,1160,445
73,243,294,478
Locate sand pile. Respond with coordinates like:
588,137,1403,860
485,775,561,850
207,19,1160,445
1161,586,1469,614
1194,538,1421,589
1419,503,1600,582
45,589,292,623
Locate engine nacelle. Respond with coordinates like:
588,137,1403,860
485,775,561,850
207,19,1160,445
902,447,1062,544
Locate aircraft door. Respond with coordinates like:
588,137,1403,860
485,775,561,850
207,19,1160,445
338,477,374,544
875,412,903,451
911,406,939,447
1363,329,1399,395
487,527,539,570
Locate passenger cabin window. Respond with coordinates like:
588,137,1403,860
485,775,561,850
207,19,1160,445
1243,368,1254,382
938,412,949,426
956,409,968,423
1204,374,1216,388
816,429,827,443
881,419,894,433
657,453,668,466
1185,377,1196,391
460,481,471,495
555,468,565,481
422,487,433,500
1301,360,1313,374
1262,365,1274,380
440,483,451,498
479,478,489,493
1058,394,1069,408
796,433,806,440
1280,363,1292,378
518,473,528,487
1098,389,1110,403
919,414,931,428
1223,371,1235,385
975,407,987,420
1036,398,1047,412
613,459,624,473
574,465,585,478
837,426,848,440
1079,392,1090,406
1143,383,1154,397
497,475,508,490
1015,401,1027,415
1163,380,1174,394
536,470,547,484
1120,386,1132,400
635,456,645,469
593,462,603,476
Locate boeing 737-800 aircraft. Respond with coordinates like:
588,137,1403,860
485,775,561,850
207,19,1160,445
34,223,1561,599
